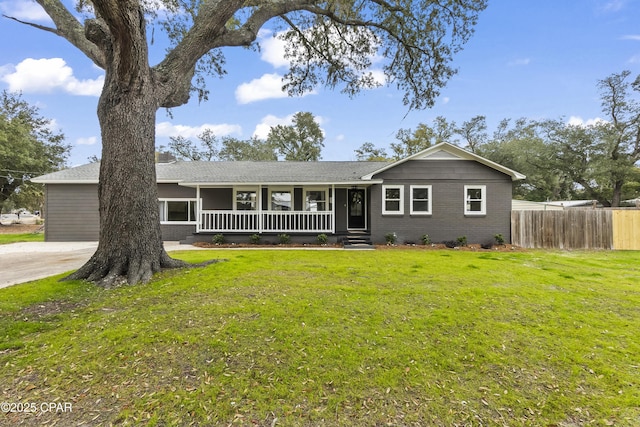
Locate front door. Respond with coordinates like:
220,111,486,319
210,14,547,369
347,189,366,229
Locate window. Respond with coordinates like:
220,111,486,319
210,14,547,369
410,185,432,215
464,185,486,215
382,185,404,215
158,199,197,223
270,189,292,211
305,188,328,211
235,189,257,210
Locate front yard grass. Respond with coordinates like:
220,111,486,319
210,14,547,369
0,249,638,426
0,233,44,245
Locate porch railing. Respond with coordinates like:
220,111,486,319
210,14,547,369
199,210,333,233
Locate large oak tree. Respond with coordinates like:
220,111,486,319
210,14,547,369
6,0,487,286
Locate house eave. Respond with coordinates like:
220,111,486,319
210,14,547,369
178,180,384,187
360,142,526,181
30,178,99,184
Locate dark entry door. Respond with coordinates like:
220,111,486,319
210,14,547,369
347,189,366,229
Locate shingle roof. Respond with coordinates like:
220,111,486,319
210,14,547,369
33,160,392,185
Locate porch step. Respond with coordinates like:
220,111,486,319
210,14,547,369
342,233,374,250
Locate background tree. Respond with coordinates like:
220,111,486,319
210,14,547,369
354,142,390,161
0,91,68,214
218,137,278,161
455,115,488,153
7,0,487,285
391,117,454,159
267,112,324,161
168,129,219,161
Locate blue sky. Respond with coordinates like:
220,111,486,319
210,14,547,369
1,0,639,167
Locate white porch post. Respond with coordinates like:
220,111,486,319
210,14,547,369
331,184,336,234
258,184,263,234
196,185,201,232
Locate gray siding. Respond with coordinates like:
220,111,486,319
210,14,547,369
370,160,513,244
45,183,197,242
161,224,196,241
158,184,196,198
334,188,348,233
44,184,99,241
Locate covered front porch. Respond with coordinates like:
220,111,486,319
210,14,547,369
192,185,370,235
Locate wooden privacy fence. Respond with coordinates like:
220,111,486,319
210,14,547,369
511,209,640,250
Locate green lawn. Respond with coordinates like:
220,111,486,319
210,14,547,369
0,249,638,426
0,232,44,245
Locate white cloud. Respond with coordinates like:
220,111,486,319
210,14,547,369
252,114,296,139
259,31,289,68
0,58,104,96
252,113,327,139
235,73,290,104
567,116,606,127
0,0,50,22
77,136,98,146
156,122,242,138
507,58,531,67
368,69,386,86
441,97,451,105
621,34,640,41
628,54,640,63
600,0,626,12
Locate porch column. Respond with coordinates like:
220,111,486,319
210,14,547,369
331,184,336,234
258,184,263,233
196,185,201,233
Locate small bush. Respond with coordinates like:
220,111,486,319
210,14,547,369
278,233,291,245
456,236,467,246
443,240,458,249
317,233,328,245
494,233,505,245
211,234,225,245
249,234,261,245
384,232,397,245
421,234,432,245
481,242,493,249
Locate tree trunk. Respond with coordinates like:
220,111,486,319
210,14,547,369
611,180,624,207
65,70,187,287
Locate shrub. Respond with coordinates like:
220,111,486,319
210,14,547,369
211,234,225,245
443,240,458,249
278,233,291,244
456,235,467,246
384,232,397,245
249,234,261,245
421,234,432,245
494,233,505,245
481,242,493,249
317,233,328,245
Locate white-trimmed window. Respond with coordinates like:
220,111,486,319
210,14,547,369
304,188,328,211
270,188,293,211
410,185,432,215
158,199,197,223
464,185,486,215
382,185,404,215
235,188,258,211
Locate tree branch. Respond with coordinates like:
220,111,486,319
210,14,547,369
32,0,106,68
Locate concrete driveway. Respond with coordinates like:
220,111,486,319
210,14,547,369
0,242,203,289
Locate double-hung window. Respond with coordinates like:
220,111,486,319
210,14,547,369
158,199,197,223
410,185,432,215
382,185,404,215
464,185,486,215
235,189,257,210
270,189,292,211
305,188,328,211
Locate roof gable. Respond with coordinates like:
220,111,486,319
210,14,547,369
361,142,526,181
